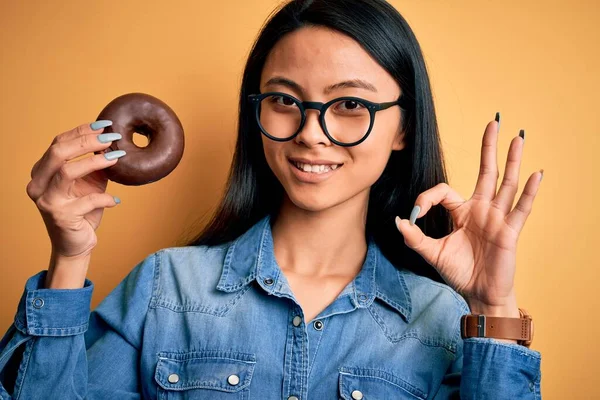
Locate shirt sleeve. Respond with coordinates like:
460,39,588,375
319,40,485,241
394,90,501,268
433,337,542,399
0,253,157,400
460,338,542,399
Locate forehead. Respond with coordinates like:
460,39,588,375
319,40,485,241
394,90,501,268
261,26,399,96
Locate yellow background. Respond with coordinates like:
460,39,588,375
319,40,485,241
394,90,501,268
0,1,597,398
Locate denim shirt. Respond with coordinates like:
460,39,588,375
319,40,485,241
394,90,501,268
0,216,541,399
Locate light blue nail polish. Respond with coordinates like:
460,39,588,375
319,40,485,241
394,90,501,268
114,196,121,204
90,120,113,130
97,133,122,143
104,150,126,160
409,205,421,226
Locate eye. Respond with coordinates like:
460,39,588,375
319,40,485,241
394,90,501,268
270,95,296,107
341,100,360,110
333,99,367,114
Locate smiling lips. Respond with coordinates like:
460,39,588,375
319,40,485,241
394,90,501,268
288,158,343,175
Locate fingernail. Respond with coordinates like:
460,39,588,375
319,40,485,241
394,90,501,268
519,129,525,143
114,196,121,204
409,205,421,226
395,216,401,227
97,133,122,143
495,112,500,132
104,150,126,160
539,169,544,182
90,120,113,131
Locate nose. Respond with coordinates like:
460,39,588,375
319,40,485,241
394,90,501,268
294,109,331,147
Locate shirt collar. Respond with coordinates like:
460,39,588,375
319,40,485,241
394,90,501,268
216,216,412,321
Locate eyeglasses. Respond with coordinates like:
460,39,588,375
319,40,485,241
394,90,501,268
248,92,405,147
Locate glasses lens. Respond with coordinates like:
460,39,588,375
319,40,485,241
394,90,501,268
259,94,302,140
324,99,371,144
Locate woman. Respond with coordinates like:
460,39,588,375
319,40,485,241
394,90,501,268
0,0,542,398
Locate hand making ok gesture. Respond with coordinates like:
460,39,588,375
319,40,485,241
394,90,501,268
395,113,543,317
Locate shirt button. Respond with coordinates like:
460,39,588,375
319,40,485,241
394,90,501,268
228,374,240,385
292,316,302,327
313,320,324,331
263,278,274,286
32,298,44,309
167,373,180,384
288,396,299,400
351,389,364,400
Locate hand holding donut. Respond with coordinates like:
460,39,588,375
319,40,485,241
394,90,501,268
26,121,125,262
26,93,184,288
395,114,543,318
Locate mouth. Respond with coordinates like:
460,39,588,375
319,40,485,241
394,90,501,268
288,158,343,175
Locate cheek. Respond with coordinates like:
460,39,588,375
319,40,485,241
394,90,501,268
261,138,287,180
348,145,391,187
350,119,400,181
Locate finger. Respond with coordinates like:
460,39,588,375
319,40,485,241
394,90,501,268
472,119,500,201
52,120,113,145
31,121,113,179
492,132,524,214
410,182,466,224
505,170,543,233
49,153,120,195
395,216,443,269
27,132,121,201
68,192,121,216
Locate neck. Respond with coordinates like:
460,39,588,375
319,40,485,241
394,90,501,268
271,192,369,278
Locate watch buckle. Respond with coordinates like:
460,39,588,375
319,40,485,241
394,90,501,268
476,315,486,337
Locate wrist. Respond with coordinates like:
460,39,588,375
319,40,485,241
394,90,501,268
46,251,91,289
466,294,520,318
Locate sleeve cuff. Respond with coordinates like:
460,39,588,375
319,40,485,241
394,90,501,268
462,338,542,398
13,271,94,337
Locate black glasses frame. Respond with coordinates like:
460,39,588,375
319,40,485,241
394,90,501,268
248,91,406,147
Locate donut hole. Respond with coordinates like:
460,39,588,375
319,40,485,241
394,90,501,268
132,132,150,148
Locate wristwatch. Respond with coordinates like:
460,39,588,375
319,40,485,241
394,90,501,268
460,308,534,347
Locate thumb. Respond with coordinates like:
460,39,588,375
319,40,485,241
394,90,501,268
394,215,441,267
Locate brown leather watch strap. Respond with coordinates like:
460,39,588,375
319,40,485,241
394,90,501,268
460,308,534,347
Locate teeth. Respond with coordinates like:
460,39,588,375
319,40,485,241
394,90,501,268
294,161,341,174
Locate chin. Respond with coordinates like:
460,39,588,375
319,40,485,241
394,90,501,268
285,190,338,213
282,183,370,215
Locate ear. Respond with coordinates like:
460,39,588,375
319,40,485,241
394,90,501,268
391,129,406,151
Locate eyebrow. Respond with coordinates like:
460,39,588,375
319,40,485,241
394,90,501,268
264,76,378,95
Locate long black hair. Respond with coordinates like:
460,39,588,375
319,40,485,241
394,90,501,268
182,0,452,282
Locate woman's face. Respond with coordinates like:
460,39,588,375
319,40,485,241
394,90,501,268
259,26,405,213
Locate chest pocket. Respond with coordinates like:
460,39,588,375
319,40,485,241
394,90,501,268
339,367,427,400
155,350,256,400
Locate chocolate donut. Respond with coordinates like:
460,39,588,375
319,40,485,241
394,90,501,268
94,93,185,185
